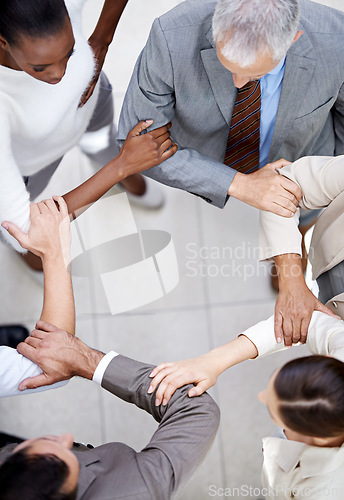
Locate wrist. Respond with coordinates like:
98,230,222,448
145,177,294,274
205,348,229,377
227,172,244,197
275,254,304,286
111,153,129,183
74,341,105,380
88,32,111,50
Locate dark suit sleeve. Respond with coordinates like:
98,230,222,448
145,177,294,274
333,82,344,155
117,18,235,209
101,354,220,499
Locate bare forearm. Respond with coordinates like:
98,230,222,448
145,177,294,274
90,0,129,46
274,253,304,287
207,335,258,376
40,254,75,335
62,157,125,216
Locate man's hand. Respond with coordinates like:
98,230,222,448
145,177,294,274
228,159,302,217
17,321,104,391
274,254,340,345
116,120,178,179
1,196,70,260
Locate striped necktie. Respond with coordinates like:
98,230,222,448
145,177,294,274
224,80,261,174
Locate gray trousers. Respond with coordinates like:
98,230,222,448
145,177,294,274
318,261,344,305
24,72,119,200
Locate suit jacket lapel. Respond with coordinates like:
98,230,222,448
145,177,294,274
75,449,101,499
269,26,316,161
201,28,237,125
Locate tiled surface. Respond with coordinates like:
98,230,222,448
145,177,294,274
0,1,342,499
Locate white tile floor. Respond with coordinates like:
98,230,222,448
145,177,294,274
0,1,342,499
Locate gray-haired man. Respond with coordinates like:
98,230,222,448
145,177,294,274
118,0,344,344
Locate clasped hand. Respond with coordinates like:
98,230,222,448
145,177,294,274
229,159,302,217
118,120,178,179
1,196,70,259
148,353,220,407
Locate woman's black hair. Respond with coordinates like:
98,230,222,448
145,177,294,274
0,0,69,46
0,448,77,500
274,355,344,438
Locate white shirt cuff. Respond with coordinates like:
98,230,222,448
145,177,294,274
240,315,286,357
92,351,119,385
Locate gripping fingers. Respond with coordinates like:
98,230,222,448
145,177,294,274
30,328,46,340
155,377,174,406
151,122,172,138
277,196,298,214
156,132,171,147
42,198,58,212
37,201,50,214
35,320,59,332
155,373,186,406
148,365,173,393
52,196,68,216
159,137,173,154
271,202,295,218
282,317,293,347
25,336,42,349
274,312,283,344
300,318,308,344
161,143,178,160
281,177,302,202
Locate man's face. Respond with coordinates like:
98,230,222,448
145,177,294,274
13,433,79,494
216,40,278,88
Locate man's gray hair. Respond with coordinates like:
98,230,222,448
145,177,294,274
213,0,300,67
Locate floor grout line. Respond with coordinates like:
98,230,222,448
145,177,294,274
196,202,228,491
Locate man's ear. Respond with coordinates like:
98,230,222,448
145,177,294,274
292,30,303,45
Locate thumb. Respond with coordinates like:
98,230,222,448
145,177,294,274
130,119,154,136
315,300,341,319
19,373,51,391
1,221,28,248
270,158,292,172
188,380,210,397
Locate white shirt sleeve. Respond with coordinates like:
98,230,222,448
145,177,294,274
258,155,344,261
92,351,119,385
0,105,31,253
0,347,67,398
241,311,344,361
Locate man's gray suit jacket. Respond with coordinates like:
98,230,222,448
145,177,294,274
118,0,344,209
0,355,220,500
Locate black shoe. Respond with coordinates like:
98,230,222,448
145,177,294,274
0,325,29,348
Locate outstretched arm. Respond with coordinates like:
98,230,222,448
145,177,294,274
148,310,344,406
62,121,176,217
0,197,74,396
3,197,74,334
16,326,219,498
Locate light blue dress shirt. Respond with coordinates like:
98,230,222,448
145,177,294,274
259,57,286,169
